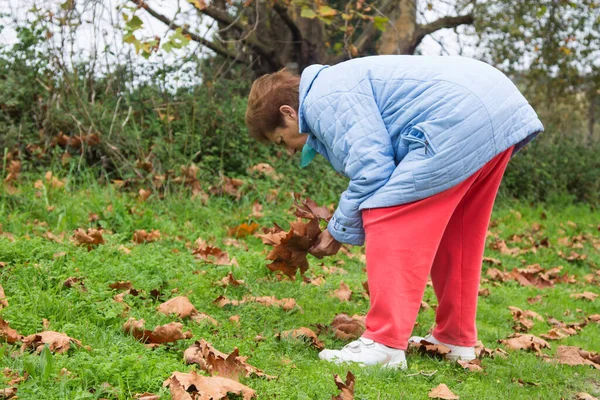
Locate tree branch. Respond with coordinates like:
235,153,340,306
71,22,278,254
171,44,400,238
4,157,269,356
130,0,242,61
414,14,474,47
272,3,303,67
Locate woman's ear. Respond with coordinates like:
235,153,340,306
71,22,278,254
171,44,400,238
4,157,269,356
279,105,297,121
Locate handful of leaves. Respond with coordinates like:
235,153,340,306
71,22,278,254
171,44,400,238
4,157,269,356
258,195,332,279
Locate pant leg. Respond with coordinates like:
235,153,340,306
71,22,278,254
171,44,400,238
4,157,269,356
360,168,486,350
430,146,514,347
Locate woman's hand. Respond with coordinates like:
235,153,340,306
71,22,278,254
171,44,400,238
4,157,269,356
309,229,342,259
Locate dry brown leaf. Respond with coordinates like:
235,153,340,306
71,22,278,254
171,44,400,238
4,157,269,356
540,327,578,340
71,228,104,250
138,189,151,202
209,177,244,200
409,339,451,358
163,371,256,400
3,160,20,183
575,393,598,400
213,295,297,311
134,393,160,400
217,272,245,287
570,292,598,301
0,285,7,309
227,222,259,238
184,339,276,380
21,331,83,353
489,239,520,256
333,281,352,302
247,163,280,180
303,274,325,286
589,314,600,323
330,313,366,341
457,359,483,372
2,368,28,386
0,387,17,399
158,296,198,318
123,318,192,345
0,318,22,344
276,327,324,350
545,345,600,369
332,371,355,400
428,383,459,399
498,333,550,355
478,288,490,297
486,268,512,282
63,277,86,291
483,257,502,265
527,295,543,304
109,281,133,291
250,202,264,218
133,229,161,244
192,239,237,266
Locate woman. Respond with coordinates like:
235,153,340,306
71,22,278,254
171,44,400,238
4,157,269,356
245,55,543,370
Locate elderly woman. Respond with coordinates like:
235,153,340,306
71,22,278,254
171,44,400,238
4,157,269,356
245,55,543,369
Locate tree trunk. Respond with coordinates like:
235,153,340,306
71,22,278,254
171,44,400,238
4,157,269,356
378,0,418,55
589,91,597,142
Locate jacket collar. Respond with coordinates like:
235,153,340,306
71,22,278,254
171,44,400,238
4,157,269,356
298,64,329,134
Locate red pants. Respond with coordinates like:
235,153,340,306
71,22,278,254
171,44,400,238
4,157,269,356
360,146,514,350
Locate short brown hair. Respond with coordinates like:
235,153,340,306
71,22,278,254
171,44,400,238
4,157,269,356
245,68,301,143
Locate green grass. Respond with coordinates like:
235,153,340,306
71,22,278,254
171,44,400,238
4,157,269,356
0,174,599,399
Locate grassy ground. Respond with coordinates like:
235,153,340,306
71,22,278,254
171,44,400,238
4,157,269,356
0,172,599,399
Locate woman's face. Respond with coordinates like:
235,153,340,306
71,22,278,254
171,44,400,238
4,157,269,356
266,105,308,155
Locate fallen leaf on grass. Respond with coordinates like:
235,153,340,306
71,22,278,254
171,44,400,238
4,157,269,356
71,228,105,250
184,339,276,380
133,230,161,244
157,296,218,325
302,274,325,286
570,292,598,301
209,177,245,200
489,239,520,256
332,281,352,302
123,318,192,345
138,189,151,202
0,387,17,399
217,272,245,287
192,239,237,266
0,285,7,309
498,333,550,355
227,223,259,238
63,277,86,291
21,331,83,353
409,339,451,358
527,295,543,304
576,393,598,400
247,163,280,180
332,371,355,400
164,371,256,400
486,268,512,282
474,341,508,358
0,318,22,343
483,257,501,265
478,288,490,297
540,327,578,340
589,314,600,323
3,160,20,183
213,295,297,311
508,306,544,332
109,281,133,291
457,359,483,372
133,393,160,400
545,345,600,369
330,313,366,340
428,383,459,399
276,327,324,350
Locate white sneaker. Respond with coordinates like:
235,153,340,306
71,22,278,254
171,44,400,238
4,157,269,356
318,336,407,369
408,333,475,361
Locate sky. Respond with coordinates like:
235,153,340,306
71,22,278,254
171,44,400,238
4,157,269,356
0,0,479,88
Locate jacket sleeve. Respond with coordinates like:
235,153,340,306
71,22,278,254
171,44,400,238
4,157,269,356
304,79,397,246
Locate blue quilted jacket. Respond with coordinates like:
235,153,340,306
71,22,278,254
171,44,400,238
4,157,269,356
298,55,544,246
